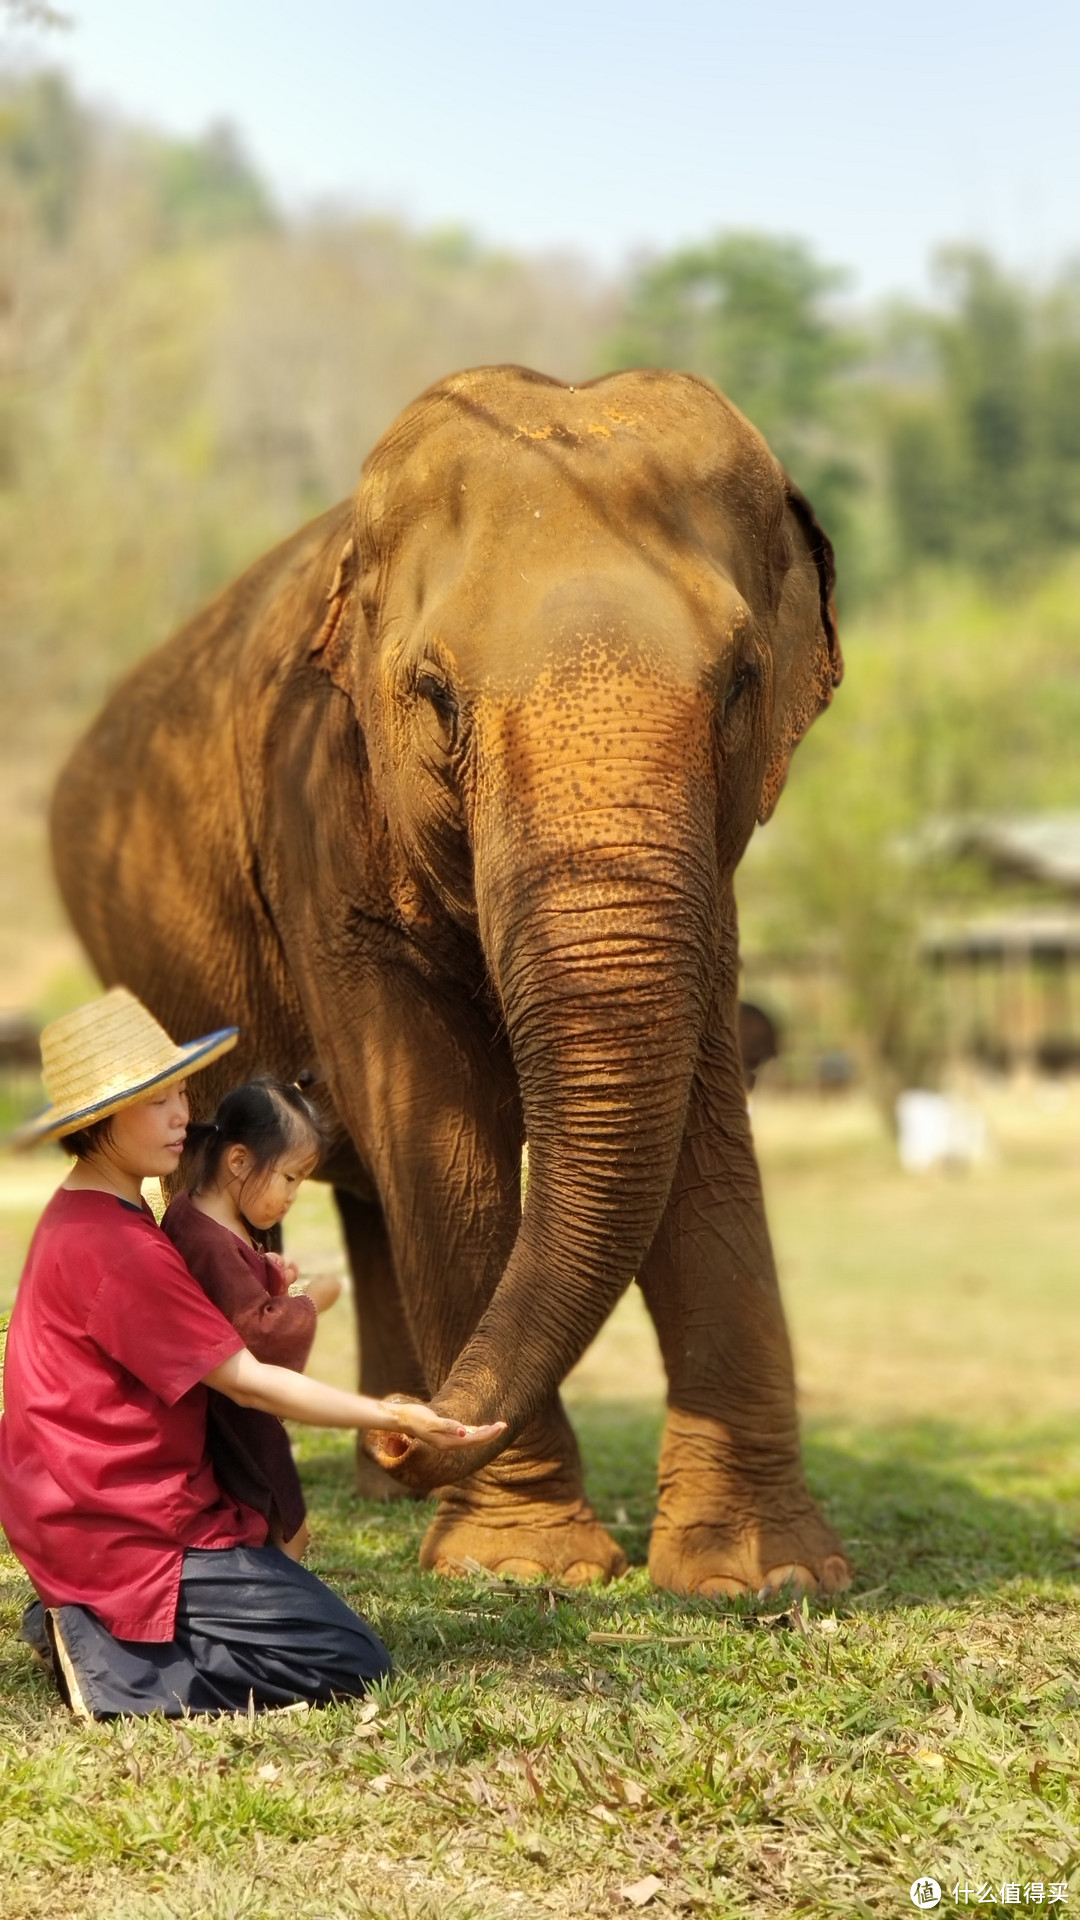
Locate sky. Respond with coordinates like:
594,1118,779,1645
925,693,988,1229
5,0,1079,301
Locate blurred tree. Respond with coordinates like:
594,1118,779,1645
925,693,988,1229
885,249,1080,579
1032,266,1080,549
885,403,957,562
0,1,71,26
0,70,614,748
146,121,276,246
0,68,85,239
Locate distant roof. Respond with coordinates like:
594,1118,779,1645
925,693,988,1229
933,815,1080,892
922,909,1080,959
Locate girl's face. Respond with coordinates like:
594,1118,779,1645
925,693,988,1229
101,1082,190,1180
233,1139,319,1231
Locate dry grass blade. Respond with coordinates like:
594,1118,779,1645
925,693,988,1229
586,1631,700,1647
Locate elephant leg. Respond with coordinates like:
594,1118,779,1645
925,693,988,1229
333,1188,428,1501
638,989,850,1602
302,960,624,1582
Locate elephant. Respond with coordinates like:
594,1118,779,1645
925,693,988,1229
51,363,849,1600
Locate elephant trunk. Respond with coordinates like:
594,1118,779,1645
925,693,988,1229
369,668,722,1481
464,846,715,1408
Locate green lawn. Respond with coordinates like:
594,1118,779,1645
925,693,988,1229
1,1086,1079,1917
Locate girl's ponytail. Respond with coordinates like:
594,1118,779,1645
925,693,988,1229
178,1118,222,1191
180,1081,321,1200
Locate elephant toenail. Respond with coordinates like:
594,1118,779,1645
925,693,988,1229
820,1554,852,1593
562,1560,610,1586
758,1562,817,1599
696,1575,751,1600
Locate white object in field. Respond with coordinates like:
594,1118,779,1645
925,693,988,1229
895,1091,988,1172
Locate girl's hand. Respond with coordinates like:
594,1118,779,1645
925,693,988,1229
265,1251,300,1289
379,1400,507,1451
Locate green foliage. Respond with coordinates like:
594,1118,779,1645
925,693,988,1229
612,232,1080,600
0,74,273,249
144,121,276,248
885,250,1080,581
609,233,850,453
0,68,85,240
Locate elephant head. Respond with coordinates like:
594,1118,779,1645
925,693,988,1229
311,366,840,1467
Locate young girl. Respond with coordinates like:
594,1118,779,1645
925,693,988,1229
0,988,502,1720
161,1079,336,1565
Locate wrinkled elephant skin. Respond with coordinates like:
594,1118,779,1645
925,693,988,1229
52,366,848,1599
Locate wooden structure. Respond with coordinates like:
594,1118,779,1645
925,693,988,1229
922,910,1080,1073
919,816,1080,1072
740,815,1080,1085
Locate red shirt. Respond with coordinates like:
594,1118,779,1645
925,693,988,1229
0,1187,267,1641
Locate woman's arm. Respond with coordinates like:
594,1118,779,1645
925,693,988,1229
204,1349,504,1451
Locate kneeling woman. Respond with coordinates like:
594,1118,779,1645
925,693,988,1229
0,989,501,1720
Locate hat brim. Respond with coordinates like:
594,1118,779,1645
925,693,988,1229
10,1027,239,1151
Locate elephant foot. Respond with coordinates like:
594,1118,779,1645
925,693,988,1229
648,1406,851,1602
372,1398,627,1582
424,1399,625,1581
355,1435,423,1502
420,1490,627,1585
649,1528,850,1601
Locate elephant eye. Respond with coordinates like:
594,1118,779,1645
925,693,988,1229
724,662,759,717
416,670,458,731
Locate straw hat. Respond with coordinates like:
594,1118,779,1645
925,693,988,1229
12,987,239,1150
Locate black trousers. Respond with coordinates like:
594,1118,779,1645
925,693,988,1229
23,1544,391,1719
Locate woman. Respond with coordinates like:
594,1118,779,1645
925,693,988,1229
0,988,501,1720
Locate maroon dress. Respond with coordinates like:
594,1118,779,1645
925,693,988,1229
161,1192,319,1544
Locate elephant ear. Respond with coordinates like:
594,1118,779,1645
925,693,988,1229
783,479,842,691
310,536,361,697
755,477,843,825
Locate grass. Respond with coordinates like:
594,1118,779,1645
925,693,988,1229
1,1085,1079,1916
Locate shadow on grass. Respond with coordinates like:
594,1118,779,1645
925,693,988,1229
299,1399,1080,1615
802,1415,1080,1602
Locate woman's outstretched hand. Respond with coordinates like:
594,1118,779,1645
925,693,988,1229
205,1349,508,1447
378,1400,507,1451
